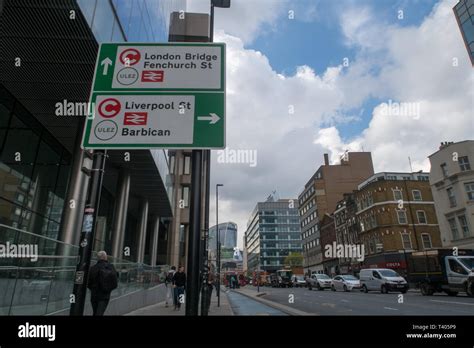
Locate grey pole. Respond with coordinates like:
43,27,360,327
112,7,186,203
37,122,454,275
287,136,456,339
137,199,149,264
216,184,223,306
70,150,106,316
185,150,203,315
111,169,130,259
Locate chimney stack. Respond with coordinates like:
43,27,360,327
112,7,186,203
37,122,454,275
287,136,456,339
324,153,329,166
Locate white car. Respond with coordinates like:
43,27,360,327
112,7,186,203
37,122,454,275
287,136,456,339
307,273,332,290
360,268,408,293
331,275,361,292
291,275,306,287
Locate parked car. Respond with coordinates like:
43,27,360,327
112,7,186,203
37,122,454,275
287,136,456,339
331,275,361,292
291,275,306,287
307,273,332,290
360,268,408,294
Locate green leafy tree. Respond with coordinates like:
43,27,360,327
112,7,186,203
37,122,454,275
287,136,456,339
283,252,303,267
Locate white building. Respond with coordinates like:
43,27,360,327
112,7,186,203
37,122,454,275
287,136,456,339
429,141,474,249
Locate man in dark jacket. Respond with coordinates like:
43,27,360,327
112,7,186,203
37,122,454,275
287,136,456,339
87,251,118,316
172,265,186,310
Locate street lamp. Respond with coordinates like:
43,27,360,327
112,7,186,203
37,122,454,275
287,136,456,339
205,0,229,314
216,183,224,307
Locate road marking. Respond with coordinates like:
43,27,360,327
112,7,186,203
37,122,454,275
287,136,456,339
383,307,399,311
340,299,349,303
321,303,336,308
430,299,474,306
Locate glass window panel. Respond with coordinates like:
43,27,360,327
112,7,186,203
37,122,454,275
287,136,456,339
111,19,126,42
127,0,142,41
77,0,96,26
92,0,115,42
113,0,133,38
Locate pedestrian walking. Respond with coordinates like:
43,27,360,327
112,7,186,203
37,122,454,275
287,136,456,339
172,265,186,310
164,266,176,307
206,271,215,313
87,251,118,316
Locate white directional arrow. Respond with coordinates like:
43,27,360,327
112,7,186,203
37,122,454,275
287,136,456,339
197,113,220,124
101,57,112,75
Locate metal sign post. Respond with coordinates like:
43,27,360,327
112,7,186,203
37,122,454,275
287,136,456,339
70,150,106,315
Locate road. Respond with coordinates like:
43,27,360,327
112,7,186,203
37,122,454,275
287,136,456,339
255,286,474,315
226,290,287,315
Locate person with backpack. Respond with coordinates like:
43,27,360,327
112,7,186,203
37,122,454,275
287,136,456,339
87,251,118,316
164,266,176,308
172,265,186,310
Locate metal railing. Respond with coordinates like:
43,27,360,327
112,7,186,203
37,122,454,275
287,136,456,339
0,223,166,315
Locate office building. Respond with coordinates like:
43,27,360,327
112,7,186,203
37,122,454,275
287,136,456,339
333,193,361,275
355,172,442,276
244,194,302,273
429,141,474,249
0,0,186,315
298,152,374,274
453,0,474,65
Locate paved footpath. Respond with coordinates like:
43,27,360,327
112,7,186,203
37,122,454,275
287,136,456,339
125,287,234,316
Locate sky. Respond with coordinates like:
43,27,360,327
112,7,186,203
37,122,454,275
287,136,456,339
187,0,474,249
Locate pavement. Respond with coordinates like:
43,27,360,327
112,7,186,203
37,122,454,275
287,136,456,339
232,286,312,316
125,286,234,316
245,286,474,315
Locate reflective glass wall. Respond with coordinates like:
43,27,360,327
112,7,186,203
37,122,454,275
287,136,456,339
0,85,71,241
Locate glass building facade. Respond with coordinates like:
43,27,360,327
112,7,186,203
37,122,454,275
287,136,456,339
454,0,474,65
245,199,302,273
0,0,187,315
209,222,238,250
0,87,71,241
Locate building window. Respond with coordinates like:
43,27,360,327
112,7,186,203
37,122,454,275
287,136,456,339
393,189,403,201
465,182,474,201
447,187,457,207
401,233,412,249
421,234,432,249
416,210,427,224
169,155,175,174
183,155,191,175
448,218,459,240
441,163,448,177
412,190,422,201
181,186,190,207
387,175,397,180
459,156,471,172
397,210,408,224
458,215,471,238
369,240,375,254
402,176,411,180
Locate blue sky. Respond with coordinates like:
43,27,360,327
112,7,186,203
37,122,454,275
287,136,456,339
246,0,438,139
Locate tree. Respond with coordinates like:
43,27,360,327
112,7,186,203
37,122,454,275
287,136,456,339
283,252,303,267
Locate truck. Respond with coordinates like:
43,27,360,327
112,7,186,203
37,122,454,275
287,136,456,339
270,269,293,288
406,249,474,296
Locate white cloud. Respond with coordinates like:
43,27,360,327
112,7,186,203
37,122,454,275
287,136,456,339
206,0,473,247
315,0,474,174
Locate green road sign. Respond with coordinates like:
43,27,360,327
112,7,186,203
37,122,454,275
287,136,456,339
82,42,225,149
94,43,225,92
82,92,224,149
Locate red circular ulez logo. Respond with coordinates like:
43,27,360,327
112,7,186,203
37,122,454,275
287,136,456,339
119,48,141,66
98,98,121,118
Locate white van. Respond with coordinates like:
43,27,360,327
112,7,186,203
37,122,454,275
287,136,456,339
360,268,408,293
